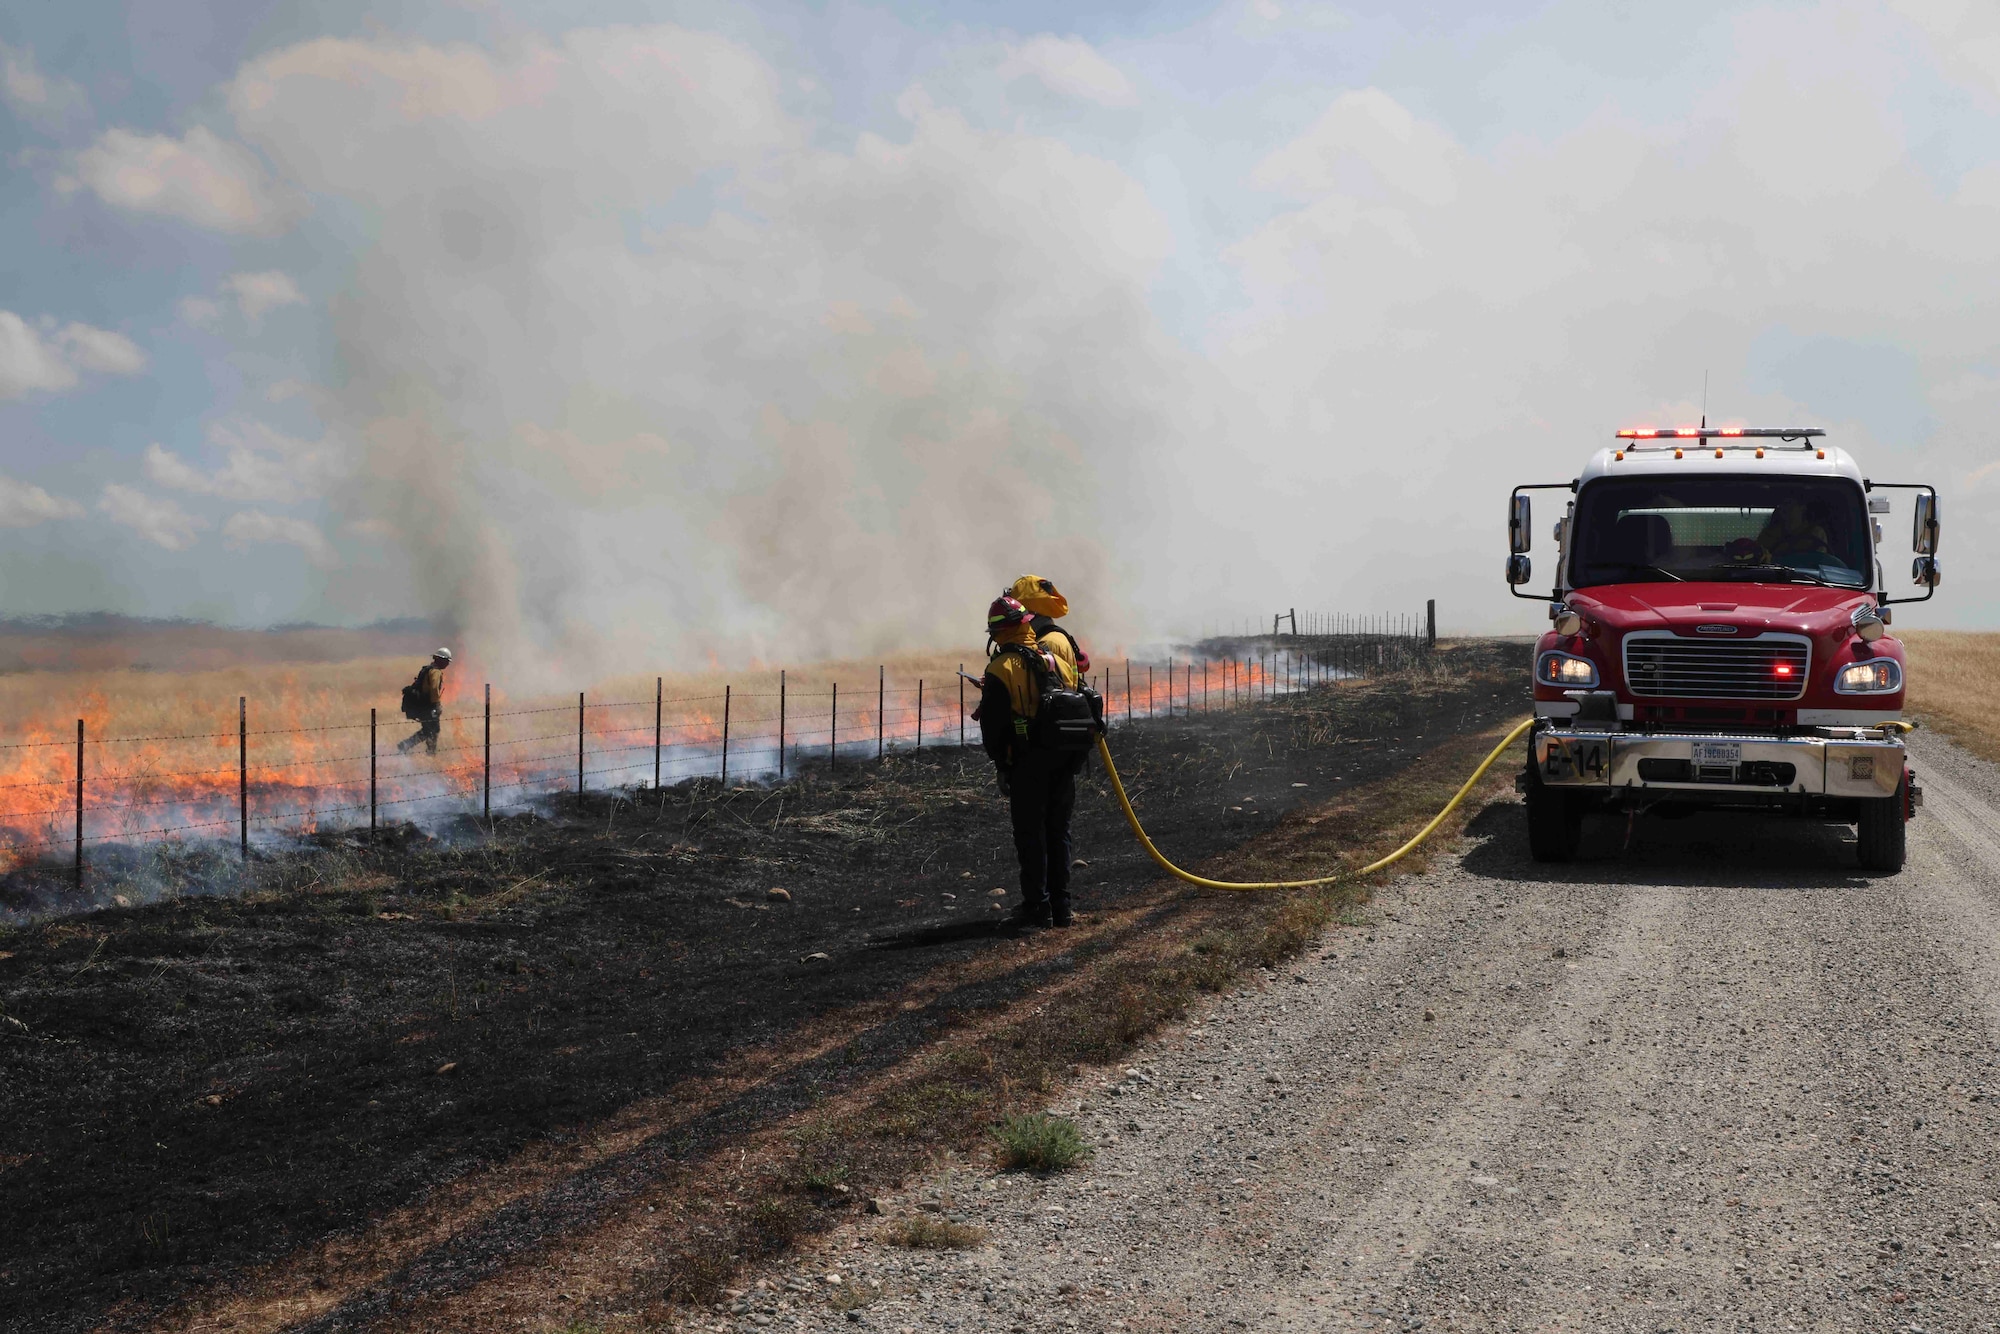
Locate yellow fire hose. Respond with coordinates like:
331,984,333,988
1092,717,1535,891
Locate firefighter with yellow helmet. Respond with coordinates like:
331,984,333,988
1008,574,1090,676
980,594,1102,930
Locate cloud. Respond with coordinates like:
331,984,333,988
0,311,76,398
68,126,298,235
221,270,306,325
0,311,145,400
0,476,84,527
998,35,1138,108
178,296,223,330
56,323,146,374
97,484,207,550
143,420,348,505
221,510,335,565
0,40,87,125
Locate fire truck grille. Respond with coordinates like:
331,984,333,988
1622,634,1811,701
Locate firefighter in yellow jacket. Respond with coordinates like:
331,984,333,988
981,595,1085,930
397,648,452,755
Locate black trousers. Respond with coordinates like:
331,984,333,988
1008,753,1078,912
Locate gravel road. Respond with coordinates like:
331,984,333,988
712,731,2000,1334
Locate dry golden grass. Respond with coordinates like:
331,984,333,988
1901,630,2000,763
0,639,1231,847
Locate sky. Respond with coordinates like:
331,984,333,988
2,0,1998,676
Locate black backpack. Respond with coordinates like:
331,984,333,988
998,645,1104,752
400,670,429,720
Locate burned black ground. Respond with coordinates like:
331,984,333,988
0,640,1522,1333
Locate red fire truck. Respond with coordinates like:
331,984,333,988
1508,427,1940,871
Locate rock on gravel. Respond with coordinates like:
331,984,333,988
735,731,2000,1334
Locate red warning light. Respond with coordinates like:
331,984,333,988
1774,663,1794,677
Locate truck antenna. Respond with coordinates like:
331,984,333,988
1701,370,1709,430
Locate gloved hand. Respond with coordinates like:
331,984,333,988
995,768,1012,798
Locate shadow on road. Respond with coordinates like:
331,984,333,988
1458,796,1875,890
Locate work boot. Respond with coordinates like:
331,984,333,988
1011,903,1053,932
1050,904,1074,928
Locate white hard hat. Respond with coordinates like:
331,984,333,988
433,647,453,662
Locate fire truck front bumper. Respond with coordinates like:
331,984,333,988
1529,726,1908,800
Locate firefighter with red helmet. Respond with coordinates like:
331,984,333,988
980,594,1091,930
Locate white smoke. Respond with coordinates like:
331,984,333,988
218,28,1196,678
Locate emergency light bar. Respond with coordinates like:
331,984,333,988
1616,427,1825,442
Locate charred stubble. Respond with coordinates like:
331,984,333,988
0,642,1522,1333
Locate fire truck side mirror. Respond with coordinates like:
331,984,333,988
1508,494,1532,554
1912,555,1942,589
1505,553,1533,586
1912,493,1940,555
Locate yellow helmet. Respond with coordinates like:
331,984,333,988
1008,575,1068,619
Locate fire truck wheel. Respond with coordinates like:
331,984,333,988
1524,769,1582,863
1856,772,1908,874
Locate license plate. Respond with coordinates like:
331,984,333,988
1691,742,1742,766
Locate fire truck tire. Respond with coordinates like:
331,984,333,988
1524,769,1582,863
1856,773,1908,874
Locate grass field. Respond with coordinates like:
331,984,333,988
0,619,1305,862
1901,630,2000,762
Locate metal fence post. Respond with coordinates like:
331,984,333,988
958,665,965,747
1125,660,1133,724
238,697,247,857
877,666,885,759
577,691,585,793
74,719,82,890
369,708,376,831
779,670,787,779
721,685,731,785
484,684,492,821
654,676,663,789
917,679,924,749
1427,598,1437,649
830,683,838,770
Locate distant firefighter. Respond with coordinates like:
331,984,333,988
979,596,1102,930
397,648,452,756
1009,574,1091,674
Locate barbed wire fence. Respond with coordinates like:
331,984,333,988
0,609,1436,887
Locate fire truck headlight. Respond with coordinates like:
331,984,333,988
1536,650,1599,688
1834,659,1904,694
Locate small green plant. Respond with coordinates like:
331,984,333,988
885,1214,986,1249
994,1113,1090,1172
798,1161,849,1191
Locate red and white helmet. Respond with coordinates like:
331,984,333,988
986,595,1031,630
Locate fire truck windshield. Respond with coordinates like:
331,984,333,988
1568,476,1871,590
